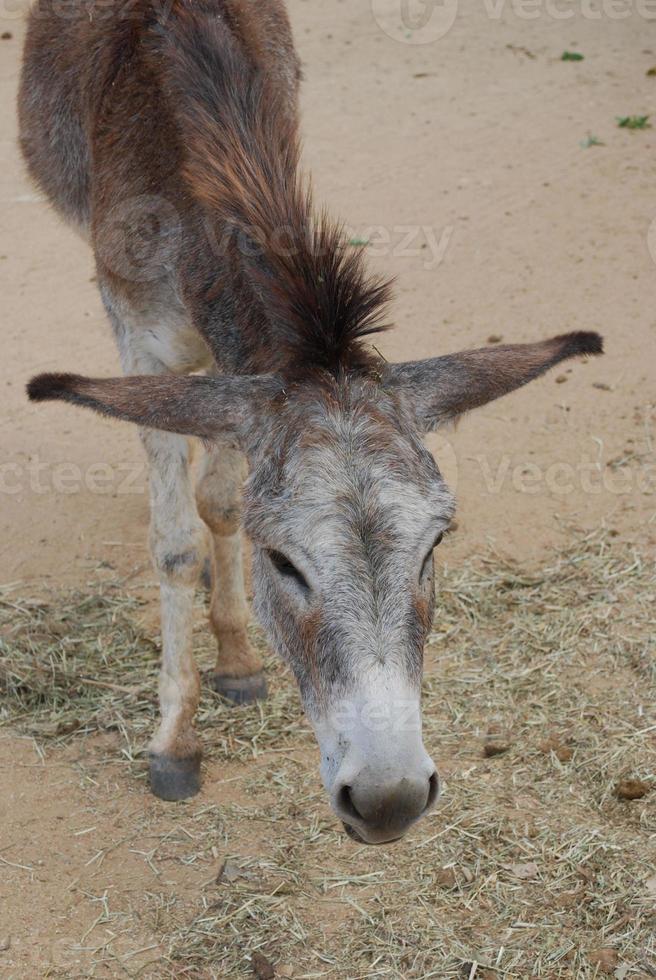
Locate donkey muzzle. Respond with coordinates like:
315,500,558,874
312,680,438,844
332,762,439,844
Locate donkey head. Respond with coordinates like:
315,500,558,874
28,330,601,843
243,372,453,844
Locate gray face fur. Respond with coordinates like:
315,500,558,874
243,376,454,842
28,331,602,841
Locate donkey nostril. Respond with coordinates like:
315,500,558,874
337,784,363,823
424,771,440,813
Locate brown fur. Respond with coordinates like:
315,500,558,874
155,7,391,378
26,371,281,443
385,331,604,430
20,0,389,382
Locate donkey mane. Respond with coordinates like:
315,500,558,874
154,2,391,379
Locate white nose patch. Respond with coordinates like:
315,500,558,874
310,676,433,798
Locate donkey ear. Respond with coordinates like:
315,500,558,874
385,332,603,432
27,372,282,444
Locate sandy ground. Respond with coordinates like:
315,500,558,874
1,0,655,977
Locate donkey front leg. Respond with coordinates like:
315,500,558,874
144,428,207,801
196,444,267,704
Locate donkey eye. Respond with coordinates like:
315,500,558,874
420,532,444,579
268,551,310,592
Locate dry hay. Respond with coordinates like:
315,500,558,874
1,528,655,978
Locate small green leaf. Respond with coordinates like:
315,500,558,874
580,134,604,148
348,237,370,247
617,115,651,130
562,51,584,61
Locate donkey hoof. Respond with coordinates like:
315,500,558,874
200,557,212,591
149,751,201,801
210,672,268,704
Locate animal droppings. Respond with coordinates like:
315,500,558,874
251,951,276,979
539,737,574,763
435,867,458,889
615,778,650,801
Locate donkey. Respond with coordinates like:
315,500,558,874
20,0,602,844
